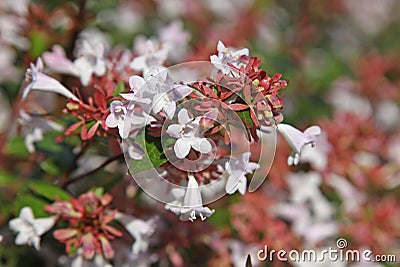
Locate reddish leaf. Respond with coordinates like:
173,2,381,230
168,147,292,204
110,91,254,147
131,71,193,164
65,121,84,135
228,103,249,111
86,121,100,140
249,108,260,127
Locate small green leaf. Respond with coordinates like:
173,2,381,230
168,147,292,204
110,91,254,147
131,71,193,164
40,159,61,176
113,80,126,96
237,109,253,124
0,171,14,186
92,187,104,197
29,31,48,58
15,194,49,218
29,181,71,201
129,129,168,174
4,136,29,158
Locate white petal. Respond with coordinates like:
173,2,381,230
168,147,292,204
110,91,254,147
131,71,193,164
171,85,192,100
238,177,247,195
277,123,305,153
128,142,145,160
192,138,212,154
166,124,182,138
15,230,33,245
129,75,146,91
182,175,202,208
24,72,78,101
130,56,146,71
174,138,191,159
32,236,41,250
304,125,322,140
152,94,167,114
9,218,29,232
164,101,176,120
245,162,260,173
33,217,56,236
20,207,35,225
105,114,118,128
204,108,219,120
217,40,225,52
225,171,243,195
94,60,106,76
74,57,93,86
178,108,191,125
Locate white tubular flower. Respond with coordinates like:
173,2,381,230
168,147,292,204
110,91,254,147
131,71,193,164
158,20,191,61
225,152,260,195
22,58,79,101
105,100,128,138
42,45,79,76
210,40,249,74
105,100,154,139
327,174,365,213
130,37,168,73
276,123,322,166
73,41,107,86
114,212,157,255
19,111,63,153
152,74,192,119
120,75,153,105
9,207,57,250
166,174,214,222
166,108,216,159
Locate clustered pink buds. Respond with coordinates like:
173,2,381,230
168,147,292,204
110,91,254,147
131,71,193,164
45,192,122,260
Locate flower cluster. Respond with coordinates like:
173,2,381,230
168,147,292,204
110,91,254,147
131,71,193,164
45,192,122,261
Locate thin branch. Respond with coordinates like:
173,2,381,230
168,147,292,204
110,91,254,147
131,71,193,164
66,0,87,57
62,153,124,188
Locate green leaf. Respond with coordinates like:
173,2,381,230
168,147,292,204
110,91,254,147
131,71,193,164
29,31,48,58
35,131,63,154
92,187,104,197
40,159,61,176
4,136,29,158
29,181,71,201
0,171,14,186
15,194,49,218
113,80,126,96
129,129,169,174
237,109,253,124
